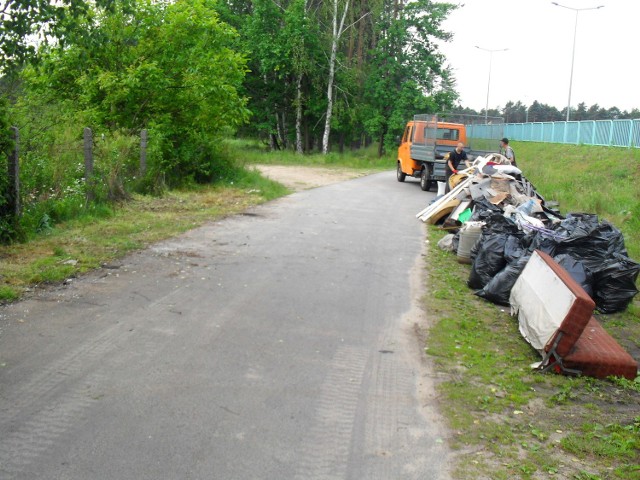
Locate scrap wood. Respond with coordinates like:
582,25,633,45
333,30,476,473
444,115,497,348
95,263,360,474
489,192,509,205
425,198,460,225
416,176,472,221
490,177,512,193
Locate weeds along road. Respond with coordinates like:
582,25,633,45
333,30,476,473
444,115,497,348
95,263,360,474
0,171,451,479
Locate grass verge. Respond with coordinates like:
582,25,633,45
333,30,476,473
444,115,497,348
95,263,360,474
226,138,394,170
0,174,289,301
424,141,640,479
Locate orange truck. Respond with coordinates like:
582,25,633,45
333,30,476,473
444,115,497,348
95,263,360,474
396,114,500,191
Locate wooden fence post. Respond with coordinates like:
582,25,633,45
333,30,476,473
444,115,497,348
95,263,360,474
8,126,20,217
83,127,94,203
140,129,148,176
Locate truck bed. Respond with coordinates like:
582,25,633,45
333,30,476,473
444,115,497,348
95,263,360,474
409,144,435,162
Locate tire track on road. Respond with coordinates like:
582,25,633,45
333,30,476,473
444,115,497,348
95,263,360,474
0,373,104,479
293,345,368,480
0,286,189,478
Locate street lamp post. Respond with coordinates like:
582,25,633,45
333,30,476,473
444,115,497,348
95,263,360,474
552,2,604,122
475,46,508,124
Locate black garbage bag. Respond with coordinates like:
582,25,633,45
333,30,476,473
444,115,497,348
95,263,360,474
552,214,628,271
468,233,509,290
483,213,520,235
475,255,531,305
553,254,594,298
468,199,502,222
469,215,519,265
504,235,526,264
592,254,640,314
598,222,627,257
526,214,628,272
556,213,600,238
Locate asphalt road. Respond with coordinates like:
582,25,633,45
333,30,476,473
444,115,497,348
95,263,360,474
0,171,451,479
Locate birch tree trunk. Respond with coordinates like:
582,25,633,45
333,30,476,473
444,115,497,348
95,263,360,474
295,74,304,154
322,0,349,154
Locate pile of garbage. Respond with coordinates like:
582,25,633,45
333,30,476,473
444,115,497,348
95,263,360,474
419,154,640,314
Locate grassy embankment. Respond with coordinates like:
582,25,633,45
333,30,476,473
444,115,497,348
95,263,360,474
425,141,640,480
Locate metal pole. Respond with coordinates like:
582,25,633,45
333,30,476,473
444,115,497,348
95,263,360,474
566,9,579,122
552,2,604,122
485,51,492,124
475,46,508,124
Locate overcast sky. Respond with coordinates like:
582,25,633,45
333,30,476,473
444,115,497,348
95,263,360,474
437,0,638,113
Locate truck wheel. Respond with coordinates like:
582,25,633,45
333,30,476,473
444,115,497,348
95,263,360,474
396,163,406,182
420,169,432,191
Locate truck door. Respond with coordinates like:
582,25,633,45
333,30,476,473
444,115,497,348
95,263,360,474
398,123,413,174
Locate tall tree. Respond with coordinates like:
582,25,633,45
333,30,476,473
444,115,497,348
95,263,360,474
321,0,351,154
0,0,123,70
364,0,457,154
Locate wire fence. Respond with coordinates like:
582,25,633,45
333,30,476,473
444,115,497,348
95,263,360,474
467,119,640,148
0,127,149,221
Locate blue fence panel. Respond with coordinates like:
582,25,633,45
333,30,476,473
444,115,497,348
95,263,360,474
579,121,595,144
611,120,633,147
553,123,565,143
565,122,580,144
593,121,611,146
633,120,640,148
469,118,640,148
531,123,544,142
542,122,554,143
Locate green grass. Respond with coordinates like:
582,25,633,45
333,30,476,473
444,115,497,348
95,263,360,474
516,142,640,260
225,137,394,170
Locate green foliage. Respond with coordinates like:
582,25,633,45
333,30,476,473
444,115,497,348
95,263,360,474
363,0,457,152
0,0,118,71
229,0,457,153
0,285,19,302
0,0,254,241
26,0,249,185
0,96,20,242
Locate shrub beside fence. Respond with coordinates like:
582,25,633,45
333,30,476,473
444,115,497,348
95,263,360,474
467,119,640,148
2,127,149,232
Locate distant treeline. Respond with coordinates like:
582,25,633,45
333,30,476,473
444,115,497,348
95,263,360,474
456,102,639,123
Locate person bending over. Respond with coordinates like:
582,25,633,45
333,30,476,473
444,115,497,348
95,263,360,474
445,142,467,192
